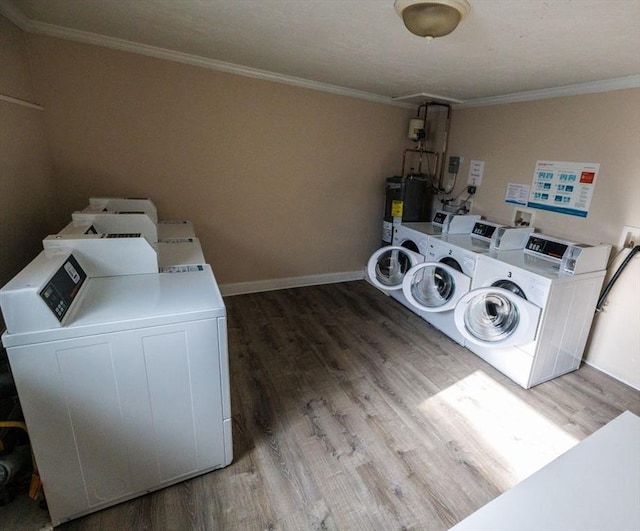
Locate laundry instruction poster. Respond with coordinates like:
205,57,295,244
527,160,600,218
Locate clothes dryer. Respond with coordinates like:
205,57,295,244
452,234,610,388
445,221,534,256
366,211,478,313
400,210,481,243
366,245,425,312
401,236,473,344
401,221,535,345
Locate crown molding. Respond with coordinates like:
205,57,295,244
3,13,414,109
0,93,43,110
2,3,637,110
459,75,640,108
0,1,31,30
393,92,465,105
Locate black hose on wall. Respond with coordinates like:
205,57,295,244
596,245,640,312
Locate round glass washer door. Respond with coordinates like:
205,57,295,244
366,246,422,291
453,286,541,347
402,262,471,312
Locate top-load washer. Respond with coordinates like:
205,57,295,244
452,233,611,388
83,196,158,222
60,196,203,270
43,229,206,274
53,222,205,276
0,245,232,525
400,221,534,345
366,211,480,313
71,197,196,242
79,197,196,240
68,212,197,242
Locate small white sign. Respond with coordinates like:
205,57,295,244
505,183,530,206
468,160,485,186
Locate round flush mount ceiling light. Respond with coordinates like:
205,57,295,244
394,0,471,41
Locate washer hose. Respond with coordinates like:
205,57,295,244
596,245,640,312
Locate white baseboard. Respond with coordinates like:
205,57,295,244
583,360,640,391
219,270,365,297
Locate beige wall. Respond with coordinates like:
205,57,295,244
0,17,56,327
9,27,638,387
447,90,640,388
25,35,413,286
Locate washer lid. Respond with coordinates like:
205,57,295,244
402,262,471,312
2,265,225,347
366,246,421,291
454,287,541,347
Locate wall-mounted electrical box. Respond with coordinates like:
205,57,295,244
619,225,640,249
448,156,461,174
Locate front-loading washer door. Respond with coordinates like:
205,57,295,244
402,262,471,313
454,287,541,348
366,246,422,291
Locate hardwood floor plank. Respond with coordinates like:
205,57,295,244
276,499,337,531
5,280,638,530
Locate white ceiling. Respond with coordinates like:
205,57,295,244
2,0,640,106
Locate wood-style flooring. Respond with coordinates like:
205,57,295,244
5,281,640,530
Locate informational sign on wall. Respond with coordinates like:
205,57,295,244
527,160,600,218
505,183,530,206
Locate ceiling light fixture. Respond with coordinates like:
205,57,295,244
394,0,471,41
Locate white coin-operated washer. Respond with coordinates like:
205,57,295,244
45,225,206,273
401,221,535,345
365,211,481,315
0,249,232,526
453,233,611,388
68,212,197,243
84,196,159,222
62,196,204,271
72,196,197,242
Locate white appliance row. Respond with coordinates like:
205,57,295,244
0,197,232,526
367,210,480,314
366,212,611,389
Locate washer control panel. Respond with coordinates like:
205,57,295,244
525,235,569,260
524,234,611,274
39,255,87,322
471,221,500,240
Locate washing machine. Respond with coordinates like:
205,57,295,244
44,230,206,273
0,249,232,526
366,211,479,313
400,209,481,244
400,236,474,344
444,221,535,256
452,234,611,388
69,210,196,242
60,199,204,270
366,244,425,312
84,196,159,222
400,221,535,345
84,197,197,241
